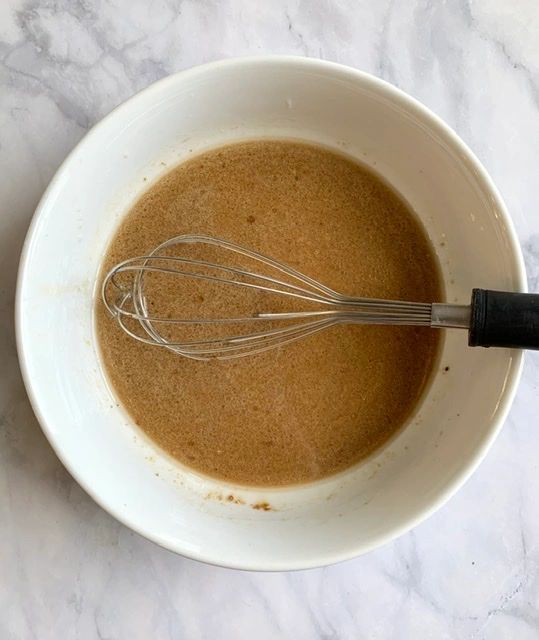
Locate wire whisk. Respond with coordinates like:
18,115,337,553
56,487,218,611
102,234,474,360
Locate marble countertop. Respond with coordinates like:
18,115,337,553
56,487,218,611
2,1,539,638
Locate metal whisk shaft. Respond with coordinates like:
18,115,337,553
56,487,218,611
102,234,471,360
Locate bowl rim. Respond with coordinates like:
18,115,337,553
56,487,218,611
15,55,527,570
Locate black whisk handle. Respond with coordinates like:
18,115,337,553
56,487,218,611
469,289,539,350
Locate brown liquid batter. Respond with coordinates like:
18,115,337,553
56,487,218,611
96,140,441,486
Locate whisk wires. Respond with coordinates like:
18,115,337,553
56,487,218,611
101,235,433,360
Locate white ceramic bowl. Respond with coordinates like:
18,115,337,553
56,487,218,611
16,57,525,570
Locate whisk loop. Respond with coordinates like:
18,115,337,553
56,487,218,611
102,234,470,360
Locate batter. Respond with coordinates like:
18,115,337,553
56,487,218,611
96,140,442,486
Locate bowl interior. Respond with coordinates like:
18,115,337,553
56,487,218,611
17,58,524,569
